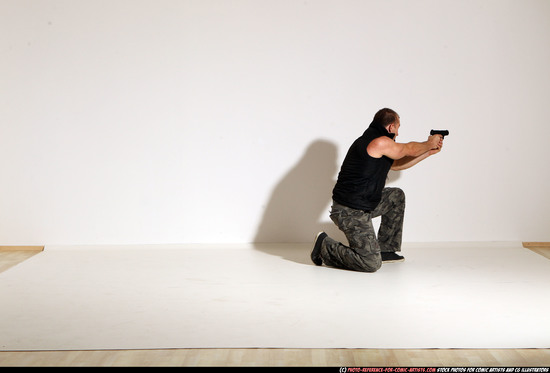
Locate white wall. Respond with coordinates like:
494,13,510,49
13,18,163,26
2,0,549,245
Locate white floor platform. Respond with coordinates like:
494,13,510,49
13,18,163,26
1,242,549,351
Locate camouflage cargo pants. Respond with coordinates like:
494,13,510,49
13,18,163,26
321,187,405,272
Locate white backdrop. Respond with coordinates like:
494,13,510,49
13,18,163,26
2,0,549,245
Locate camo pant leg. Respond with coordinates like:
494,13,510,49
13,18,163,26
321,203,382,272
371,187,405,253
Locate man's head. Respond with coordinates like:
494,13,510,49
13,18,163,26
373,108,400,138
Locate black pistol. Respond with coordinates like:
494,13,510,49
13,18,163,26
430,129,449,138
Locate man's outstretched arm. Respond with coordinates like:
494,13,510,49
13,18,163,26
367,134,443,171
390,148,440,171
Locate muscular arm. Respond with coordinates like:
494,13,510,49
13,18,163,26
367,135,443,171
391,150,436,170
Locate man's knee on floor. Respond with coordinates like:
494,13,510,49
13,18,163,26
357,252,382,273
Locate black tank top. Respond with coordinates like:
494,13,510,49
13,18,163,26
332,122,395,212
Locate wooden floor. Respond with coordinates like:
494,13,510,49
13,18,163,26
1,245,549,367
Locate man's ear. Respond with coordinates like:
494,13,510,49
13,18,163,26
386,123,396,139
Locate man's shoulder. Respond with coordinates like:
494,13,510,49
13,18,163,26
367,136,395,158
368,136,394,148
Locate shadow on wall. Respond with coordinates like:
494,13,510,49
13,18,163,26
253,139,344,264
253,138,402,265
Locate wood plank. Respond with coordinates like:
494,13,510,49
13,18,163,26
522,242,550,260
0,251,43,273
1,348,550,367
526,247,550,260
0,246,44,252
522,242,550,248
